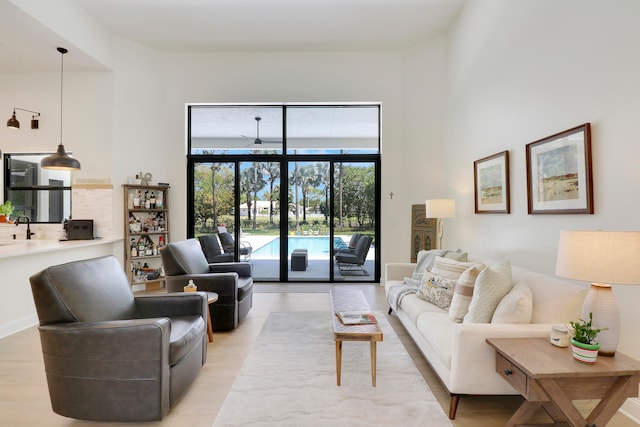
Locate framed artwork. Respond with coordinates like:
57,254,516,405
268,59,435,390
474,150,510,214
526,123,593,214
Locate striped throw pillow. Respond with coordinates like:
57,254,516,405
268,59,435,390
448,263,485,322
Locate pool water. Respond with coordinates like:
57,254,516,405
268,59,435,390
253,236,347,258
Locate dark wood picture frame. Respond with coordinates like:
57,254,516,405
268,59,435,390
526,123,593,214
474,150,510,214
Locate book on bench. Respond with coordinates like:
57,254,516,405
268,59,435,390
336,311,377,325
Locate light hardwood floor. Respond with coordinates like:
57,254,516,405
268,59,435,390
0,284,637,426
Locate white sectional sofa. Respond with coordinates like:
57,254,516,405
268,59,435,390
384,252,587,419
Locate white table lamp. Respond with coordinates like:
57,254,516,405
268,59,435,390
555,230,640,356
425,199,456,249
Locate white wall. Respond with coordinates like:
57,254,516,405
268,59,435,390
443,0,640,380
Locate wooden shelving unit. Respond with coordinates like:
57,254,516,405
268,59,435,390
123,184,170,290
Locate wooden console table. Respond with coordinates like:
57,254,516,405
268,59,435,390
487,337,640,427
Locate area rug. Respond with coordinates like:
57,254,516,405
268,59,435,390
213,311,453,427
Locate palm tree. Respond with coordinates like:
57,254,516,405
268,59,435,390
262,162,280,225
315,162,330,221
298,164,317,222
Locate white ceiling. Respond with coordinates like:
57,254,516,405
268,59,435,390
0,0,463,72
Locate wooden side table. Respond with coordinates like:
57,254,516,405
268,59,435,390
205,292,218,342
487,337,640,427
330,288,383,387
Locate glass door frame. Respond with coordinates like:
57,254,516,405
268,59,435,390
186,104,381,283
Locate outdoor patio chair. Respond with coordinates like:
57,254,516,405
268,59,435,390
335,235,372,275
198,234,234,263
218,231,253,261
335,233,362,254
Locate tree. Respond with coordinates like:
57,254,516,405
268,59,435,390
262,162,280,225
315,162,330,221
193,163,234,232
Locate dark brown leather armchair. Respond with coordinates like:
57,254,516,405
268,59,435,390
29,255,208,422
160,238,253,330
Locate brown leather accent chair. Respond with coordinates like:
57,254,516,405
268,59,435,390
29,255,207,422
160,238,253,330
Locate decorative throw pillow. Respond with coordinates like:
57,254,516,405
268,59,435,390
430,256,476,280
411,250,445,281
463,260,512,324
448,263,485,323
491,281,533,324
416,271,455,310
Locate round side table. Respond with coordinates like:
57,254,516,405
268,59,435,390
205,292,218,342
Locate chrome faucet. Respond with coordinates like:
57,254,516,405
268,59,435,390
16,216,35,240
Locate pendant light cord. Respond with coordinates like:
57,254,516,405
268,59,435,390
57,47,68,145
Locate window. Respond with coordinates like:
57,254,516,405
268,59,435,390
3,153,72,223
187,104,381,283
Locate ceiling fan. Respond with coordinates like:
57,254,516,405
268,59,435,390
242,116,281,145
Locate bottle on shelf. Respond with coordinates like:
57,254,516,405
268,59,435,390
150,192,157,209
133,191,141,209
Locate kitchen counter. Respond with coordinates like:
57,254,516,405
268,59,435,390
0,238,120,259
0,238,124,338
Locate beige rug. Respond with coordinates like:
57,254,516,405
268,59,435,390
213,311,453,427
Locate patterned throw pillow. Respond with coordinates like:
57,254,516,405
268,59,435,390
416,271,456,310
430,256,476,280
463,260,512,324
448,263,485,323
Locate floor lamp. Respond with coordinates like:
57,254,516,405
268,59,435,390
425,199,456,250
555,230,640,356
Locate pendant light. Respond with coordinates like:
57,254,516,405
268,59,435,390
41,47,81,171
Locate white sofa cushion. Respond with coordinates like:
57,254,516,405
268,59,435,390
463,260,512,323
491,281,533,324
416,312,455,370
520,272,588,323
400,293,446,324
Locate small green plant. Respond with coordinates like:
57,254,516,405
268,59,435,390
0,200,13,217
570,312,606,345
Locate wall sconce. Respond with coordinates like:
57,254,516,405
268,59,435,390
7,108,41,129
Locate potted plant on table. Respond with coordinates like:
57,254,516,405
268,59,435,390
569,312,606,364
0,201,13,222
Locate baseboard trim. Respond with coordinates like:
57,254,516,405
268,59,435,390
620,396,640,424
0,314,37,339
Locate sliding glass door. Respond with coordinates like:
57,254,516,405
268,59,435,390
188,104,380,283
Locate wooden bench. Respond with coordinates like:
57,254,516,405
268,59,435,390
330,288,383,386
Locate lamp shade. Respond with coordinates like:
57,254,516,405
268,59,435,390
7,112,19,129
556,230,640,284
41,144,81,171
556,230,640,356
425,199,456,219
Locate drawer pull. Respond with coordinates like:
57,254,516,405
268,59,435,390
504,368,513,376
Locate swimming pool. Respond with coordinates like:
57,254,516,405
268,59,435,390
253,236,347,259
